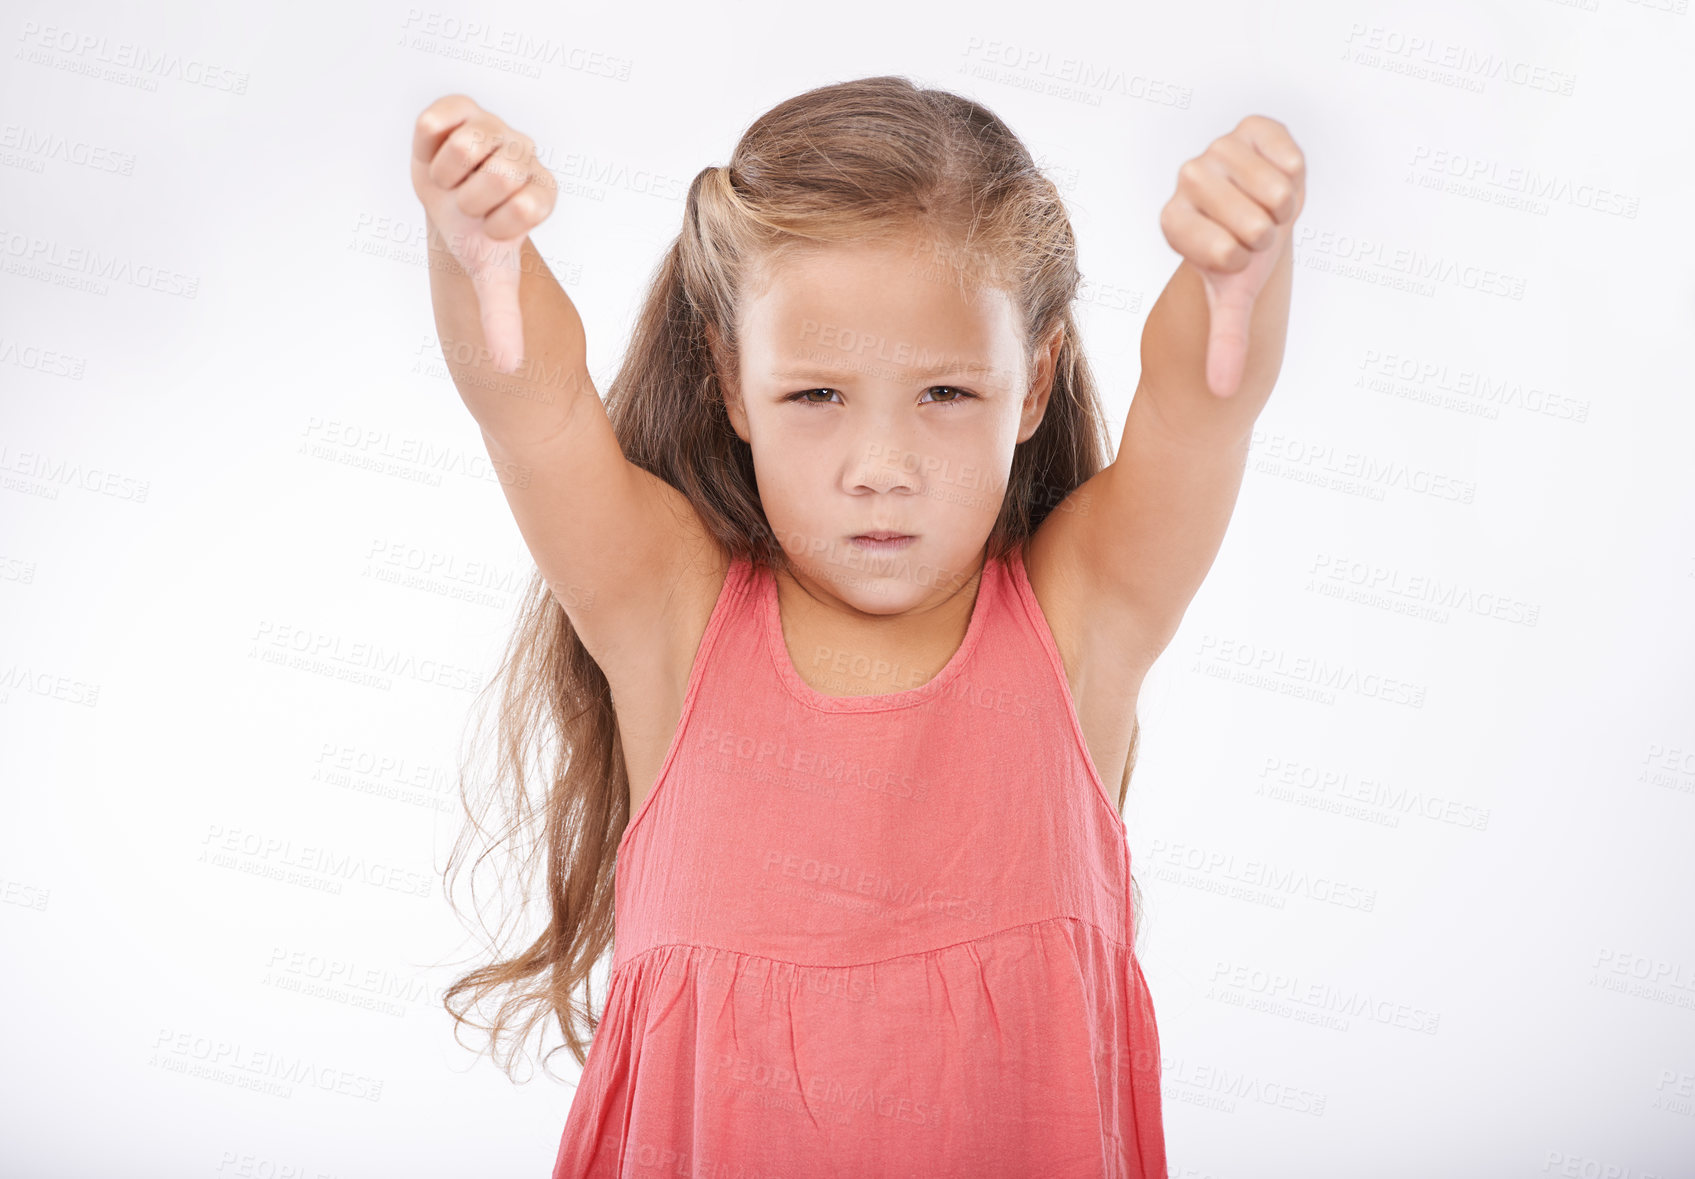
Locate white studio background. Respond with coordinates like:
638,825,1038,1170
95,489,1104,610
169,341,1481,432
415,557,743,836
2,0,1692,1176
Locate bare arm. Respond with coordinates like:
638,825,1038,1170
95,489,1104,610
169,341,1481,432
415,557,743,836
422,224,597,446
412,95,711,660
1049,116,1305,664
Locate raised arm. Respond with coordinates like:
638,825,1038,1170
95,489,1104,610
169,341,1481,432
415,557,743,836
410,95,713,662
1037,115,1305,667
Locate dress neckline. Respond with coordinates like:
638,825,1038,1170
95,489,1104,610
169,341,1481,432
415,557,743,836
761,553,1000,713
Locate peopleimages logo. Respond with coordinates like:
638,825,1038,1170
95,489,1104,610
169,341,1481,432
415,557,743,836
760,849,995,926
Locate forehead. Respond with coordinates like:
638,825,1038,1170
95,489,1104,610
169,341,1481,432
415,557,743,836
739,238,1022,371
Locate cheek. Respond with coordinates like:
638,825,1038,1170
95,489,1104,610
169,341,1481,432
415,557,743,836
749,449,825,530
747,404,825,453
940,426,1016,513
942,426,1007,473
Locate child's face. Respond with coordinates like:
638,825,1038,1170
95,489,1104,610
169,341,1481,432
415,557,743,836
724,234,1058,605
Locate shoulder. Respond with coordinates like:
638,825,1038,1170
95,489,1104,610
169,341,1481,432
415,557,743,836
1020,512,1161,699
667,543,743,675
596,534,739,711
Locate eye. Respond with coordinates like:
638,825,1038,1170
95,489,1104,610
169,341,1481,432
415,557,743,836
785,388,841,406
782,386,979,408
923,386,978,407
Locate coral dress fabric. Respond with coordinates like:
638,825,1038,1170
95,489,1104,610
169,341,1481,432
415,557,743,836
552,546,1167,1178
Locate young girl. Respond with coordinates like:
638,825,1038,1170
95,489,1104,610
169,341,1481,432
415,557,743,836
410,75,1304,1179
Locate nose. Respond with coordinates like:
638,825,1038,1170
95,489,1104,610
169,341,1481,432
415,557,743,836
846,433,923,495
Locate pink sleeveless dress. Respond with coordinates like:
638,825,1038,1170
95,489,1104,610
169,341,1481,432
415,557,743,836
552,546,1167,1178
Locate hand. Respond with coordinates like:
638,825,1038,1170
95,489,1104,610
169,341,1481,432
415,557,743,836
1159,115,1306,398
410,95,558,374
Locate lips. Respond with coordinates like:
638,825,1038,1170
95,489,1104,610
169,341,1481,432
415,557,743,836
853,531,914,541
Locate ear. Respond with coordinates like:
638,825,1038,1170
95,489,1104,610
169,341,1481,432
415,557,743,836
704,321,750,442
1017,322,1066,444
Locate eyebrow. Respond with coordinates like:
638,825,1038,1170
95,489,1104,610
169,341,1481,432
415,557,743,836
770,361,991,380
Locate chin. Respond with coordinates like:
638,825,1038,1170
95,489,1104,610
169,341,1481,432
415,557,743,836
797,548,909,598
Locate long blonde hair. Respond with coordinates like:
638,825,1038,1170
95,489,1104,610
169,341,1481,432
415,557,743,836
442,74,1144,1083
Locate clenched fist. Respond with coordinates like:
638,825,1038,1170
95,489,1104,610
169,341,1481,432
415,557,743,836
1159,115,1306,399
410,95,558,374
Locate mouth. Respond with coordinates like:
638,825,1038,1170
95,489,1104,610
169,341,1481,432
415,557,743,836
849,531,917,551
